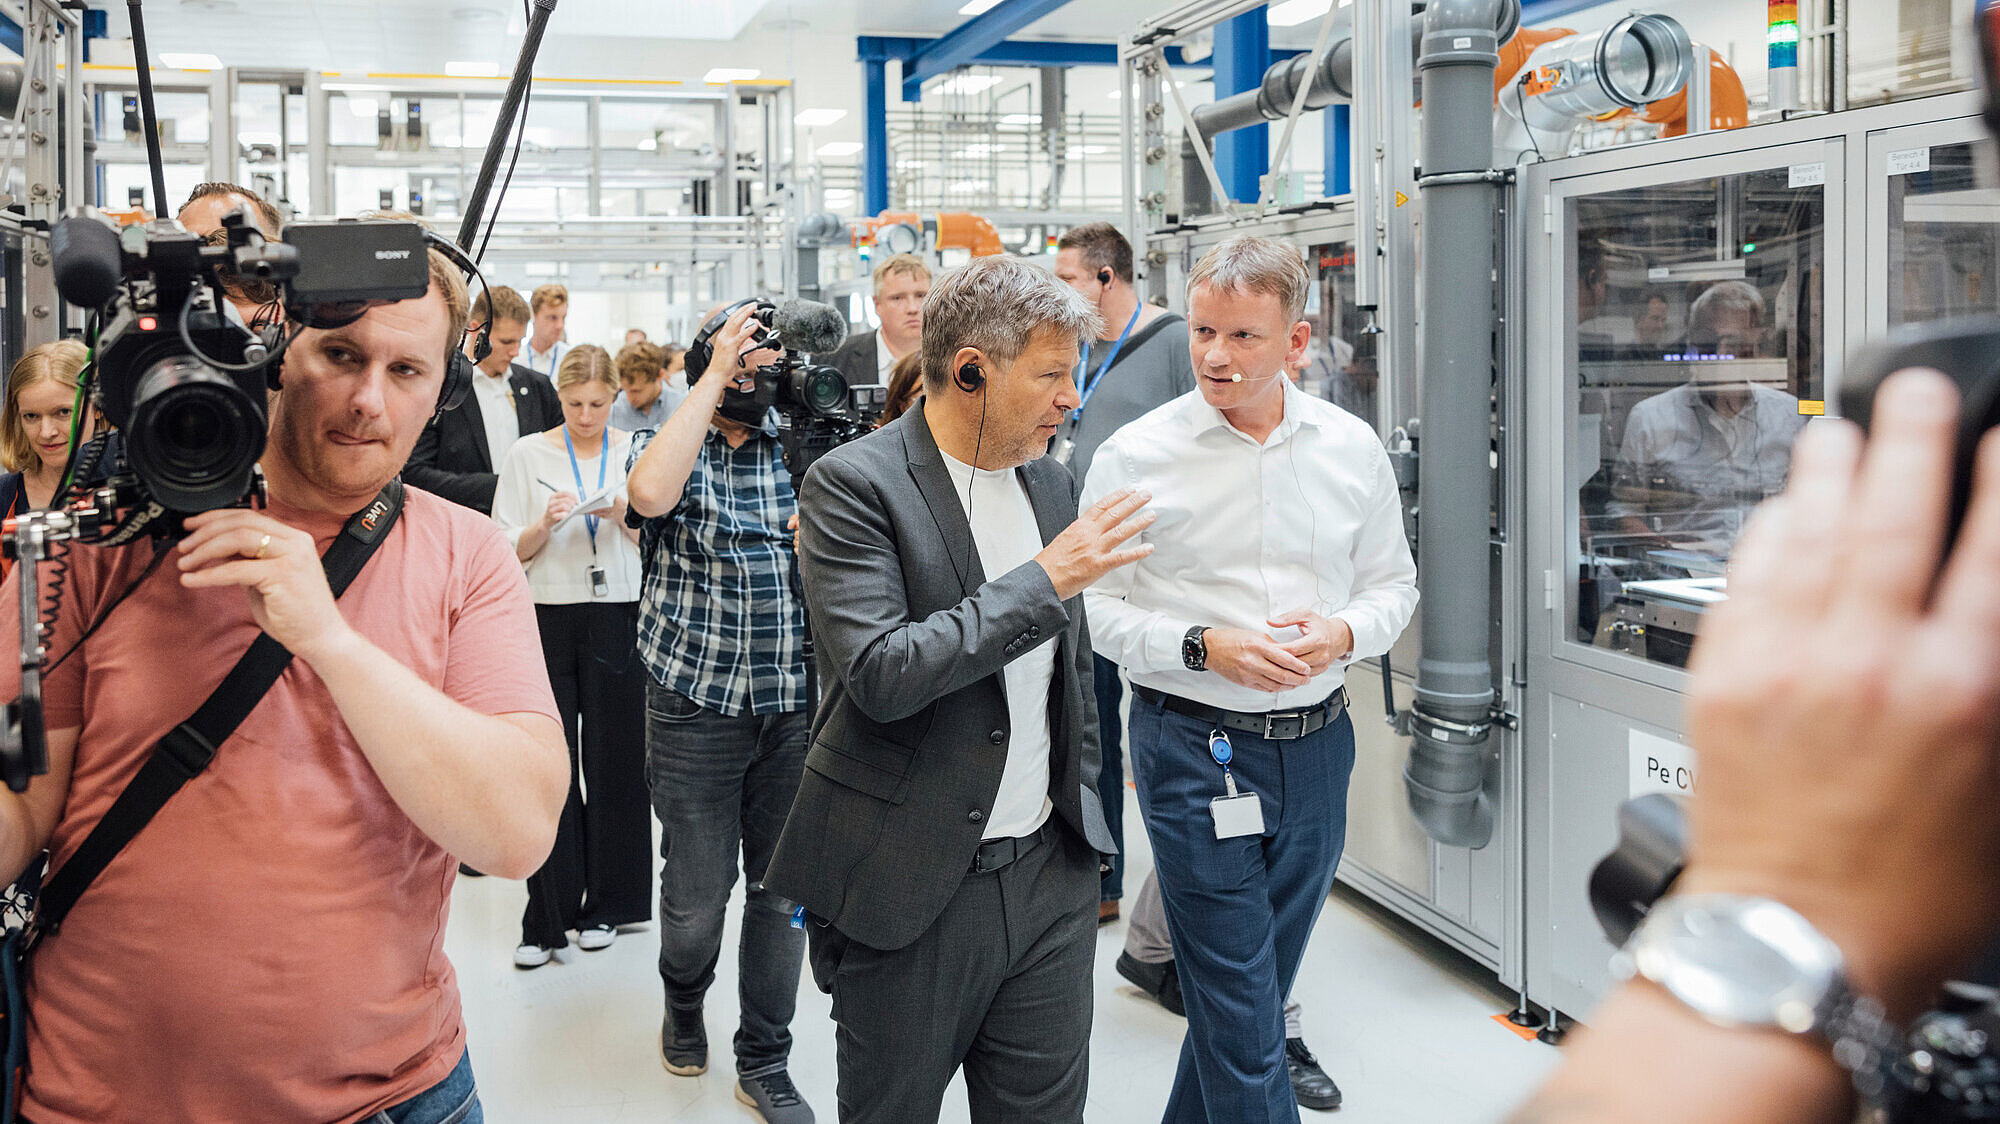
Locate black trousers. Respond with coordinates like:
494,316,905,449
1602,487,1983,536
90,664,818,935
521,600,652,949
815,822,1098,1124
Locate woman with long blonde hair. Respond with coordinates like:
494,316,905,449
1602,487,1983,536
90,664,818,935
0,339,92,518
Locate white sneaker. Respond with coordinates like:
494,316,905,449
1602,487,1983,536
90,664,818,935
513,943,553,969
576,924,617,951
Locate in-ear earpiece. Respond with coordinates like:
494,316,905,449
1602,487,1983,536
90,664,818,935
955,361,984,393
1098,269,1113,286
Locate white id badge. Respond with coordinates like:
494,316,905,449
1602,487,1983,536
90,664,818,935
1210,792,1265,839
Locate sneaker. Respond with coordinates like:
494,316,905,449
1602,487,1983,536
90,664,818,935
512,943,552,970
1286,1037,1342,1111
735,1068,815,1123
575,924,617,951
660,1007,708,1076
1114,951,1186,1017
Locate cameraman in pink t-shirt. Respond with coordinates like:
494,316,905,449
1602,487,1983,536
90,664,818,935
0,247,567,1124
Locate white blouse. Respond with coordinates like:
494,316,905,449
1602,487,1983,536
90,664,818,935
491,427,643,605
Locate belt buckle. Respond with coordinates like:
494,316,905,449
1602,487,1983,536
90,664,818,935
1264,710,1308,740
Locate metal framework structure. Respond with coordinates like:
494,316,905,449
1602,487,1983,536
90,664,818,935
0,0,86,355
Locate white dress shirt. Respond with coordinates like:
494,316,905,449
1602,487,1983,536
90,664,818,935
874,336,900,386
940,448,1055,840
1081,377,1419,713
523,340,566,380
471,369,522,469
490,429,643,604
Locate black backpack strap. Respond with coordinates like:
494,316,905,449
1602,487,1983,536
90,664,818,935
27,480,406,943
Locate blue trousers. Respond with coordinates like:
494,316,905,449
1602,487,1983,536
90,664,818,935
369,1049,481,1123
1093,653,1126,902
1130,692,1356,1124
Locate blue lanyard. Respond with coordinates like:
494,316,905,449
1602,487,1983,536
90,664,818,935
563,426,607,551
535,342,564,375
1073,306,1142,421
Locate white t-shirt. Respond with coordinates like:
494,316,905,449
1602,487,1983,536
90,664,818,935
471,370,522,469
939,449,1054,841
490,428,643,604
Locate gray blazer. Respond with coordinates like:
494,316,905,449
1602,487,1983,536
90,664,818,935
765,407,1117,952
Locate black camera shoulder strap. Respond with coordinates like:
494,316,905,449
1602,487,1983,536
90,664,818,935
27,479,406,944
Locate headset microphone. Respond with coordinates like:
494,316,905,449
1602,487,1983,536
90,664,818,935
1229,371,1284,383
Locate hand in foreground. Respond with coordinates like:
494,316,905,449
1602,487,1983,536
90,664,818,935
1268,610,1352,677
1680,369,2000,1016
177,509,351,665
1036,486,1154,601
1203,628,1314,693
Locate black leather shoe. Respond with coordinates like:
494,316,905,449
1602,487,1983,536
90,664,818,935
1115,951,1186,1017
661,1006,708,1076
1286,1037,1342,1111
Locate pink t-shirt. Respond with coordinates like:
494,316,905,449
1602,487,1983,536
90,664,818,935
6,486,558,1124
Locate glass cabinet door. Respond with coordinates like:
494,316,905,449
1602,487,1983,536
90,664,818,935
1887,140,2000,327
1569,166,1826,668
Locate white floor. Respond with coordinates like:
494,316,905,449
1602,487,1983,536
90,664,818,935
447,786,1561,1123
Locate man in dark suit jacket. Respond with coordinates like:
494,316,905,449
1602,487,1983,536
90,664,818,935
767,257,1152,1123
403,286,561,514
822,253,930,387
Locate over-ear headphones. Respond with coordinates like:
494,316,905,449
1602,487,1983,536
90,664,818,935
685,297,773,379
425,233,487,418
954,361,984,393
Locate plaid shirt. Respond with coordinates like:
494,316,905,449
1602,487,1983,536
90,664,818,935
627,418,807,716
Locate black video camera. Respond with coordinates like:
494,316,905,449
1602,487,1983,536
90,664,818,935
48,208,429,530
694,296,883,482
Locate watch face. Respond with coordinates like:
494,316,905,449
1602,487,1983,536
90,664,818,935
1633,896,1844,1033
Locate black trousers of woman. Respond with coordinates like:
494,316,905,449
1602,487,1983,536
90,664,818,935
522,599,653,949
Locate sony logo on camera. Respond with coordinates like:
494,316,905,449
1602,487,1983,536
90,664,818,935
375,249,413,261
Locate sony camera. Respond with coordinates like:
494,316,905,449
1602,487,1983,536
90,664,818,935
701,297,885,482
48,207,429,528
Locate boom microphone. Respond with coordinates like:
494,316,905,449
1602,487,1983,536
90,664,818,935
772,298,850,356
51,213,125,309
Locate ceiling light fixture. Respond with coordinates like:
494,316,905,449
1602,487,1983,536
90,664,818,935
958,0,1002,13
704,67,761,84
818,141,863,158
1267,0,1347,27
795,108,847,128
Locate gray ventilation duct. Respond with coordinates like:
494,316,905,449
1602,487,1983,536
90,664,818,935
1495,14,1695,162
1190,2,1521,142
1401,0,1519,850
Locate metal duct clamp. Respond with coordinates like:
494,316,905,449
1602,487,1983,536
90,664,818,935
1404,706,1497,849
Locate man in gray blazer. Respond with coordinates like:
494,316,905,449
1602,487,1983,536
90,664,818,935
766,256,1153,1123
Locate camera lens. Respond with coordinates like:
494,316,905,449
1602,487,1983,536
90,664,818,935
791,365,849,417
126,355,267,513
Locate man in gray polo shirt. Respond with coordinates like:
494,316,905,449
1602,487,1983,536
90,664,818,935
1051,222,1196,925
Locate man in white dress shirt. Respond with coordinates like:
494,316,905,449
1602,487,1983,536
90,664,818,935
522,282,569,379
1081,236,1418,1123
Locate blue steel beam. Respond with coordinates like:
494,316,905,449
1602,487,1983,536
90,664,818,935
1212,10,1268,204
900,0,1078,101
0,13,20,58
1327,103,1350,197
865,57,890,217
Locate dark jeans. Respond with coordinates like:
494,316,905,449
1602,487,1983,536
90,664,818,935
1131,692,1356,1124
1092,653,1125,902
644,678,809,1076
522,601,653,949
368,1049,480,1124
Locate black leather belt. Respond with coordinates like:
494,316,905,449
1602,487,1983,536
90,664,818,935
1132,684,1348,742
970,819,1055,874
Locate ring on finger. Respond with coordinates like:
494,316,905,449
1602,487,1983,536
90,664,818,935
254,533,272,560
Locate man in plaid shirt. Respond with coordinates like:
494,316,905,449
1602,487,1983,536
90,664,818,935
625,302,814,1124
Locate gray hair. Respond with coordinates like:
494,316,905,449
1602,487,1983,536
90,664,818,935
1689,279,1766,334
921,256,1105,390
1187,235,1311,324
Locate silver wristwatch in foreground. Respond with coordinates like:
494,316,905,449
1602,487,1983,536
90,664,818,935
1612,894,1907,1105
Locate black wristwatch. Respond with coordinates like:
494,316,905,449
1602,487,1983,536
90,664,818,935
1182,626,1209,672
